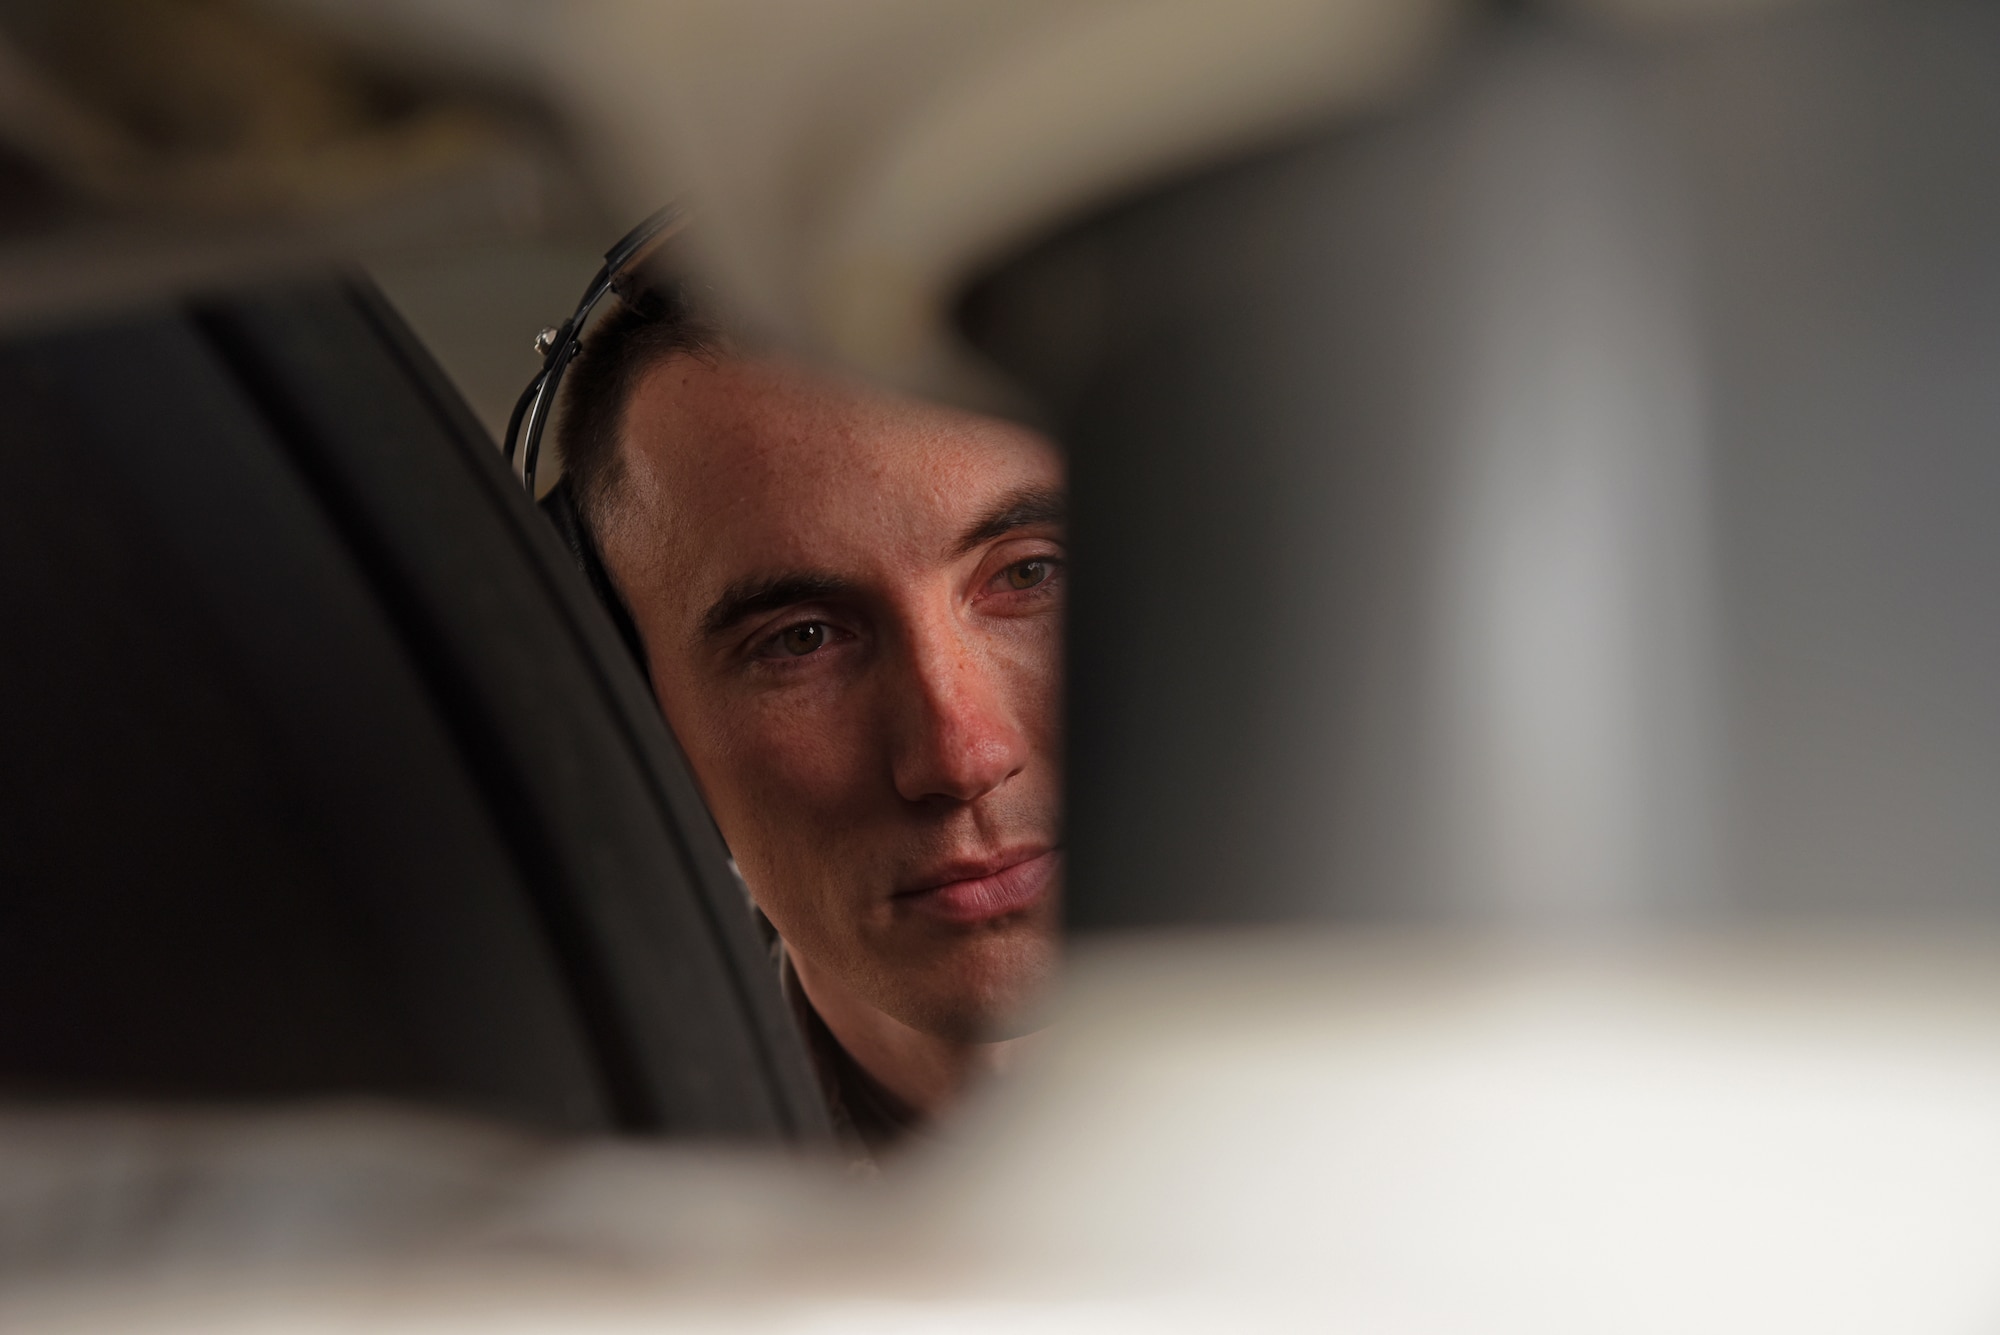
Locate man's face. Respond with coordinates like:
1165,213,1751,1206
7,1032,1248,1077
598,355,1063,1042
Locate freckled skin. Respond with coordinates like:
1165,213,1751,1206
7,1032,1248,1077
597,354,1063,1062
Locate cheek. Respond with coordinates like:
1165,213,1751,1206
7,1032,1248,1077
996,617,1065,741
660,676,881,834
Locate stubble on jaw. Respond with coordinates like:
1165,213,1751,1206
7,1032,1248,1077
802,903,1061,1046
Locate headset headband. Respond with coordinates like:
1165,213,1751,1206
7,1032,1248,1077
504,204,689,495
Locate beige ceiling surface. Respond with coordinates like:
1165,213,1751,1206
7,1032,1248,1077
2,0,1836,393
289,0,1834,398
551,0,1461,398
280,0,1463,400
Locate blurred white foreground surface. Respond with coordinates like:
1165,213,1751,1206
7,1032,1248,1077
5,931,1998,1333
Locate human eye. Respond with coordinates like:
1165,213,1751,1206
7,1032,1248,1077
751,619,839,661
982,552,1065,602
1002,557,1054,590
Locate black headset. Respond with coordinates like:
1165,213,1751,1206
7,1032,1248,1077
505,206,690,679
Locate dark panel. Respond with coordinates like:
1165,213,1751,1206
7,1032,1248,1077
0,314,609,1130
0,278,831,1145
965,0,2000,931
193,279,829,1143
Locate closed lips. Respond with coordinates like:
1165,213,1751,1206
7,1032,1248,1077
896,849,1058,924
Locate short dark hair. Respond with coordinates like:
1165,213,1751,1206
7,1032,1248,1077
555,267,718,533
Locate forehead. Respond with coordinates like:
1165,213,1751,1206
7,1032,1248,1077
612,354,1061,596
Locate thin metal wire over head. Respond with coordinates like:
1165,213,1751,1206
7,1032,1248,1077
505,204,689,495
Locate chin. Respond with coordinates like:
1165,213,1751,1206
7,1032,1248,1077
887,920,1059,1043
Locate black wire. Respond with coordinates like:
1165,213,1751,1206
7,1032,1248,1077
520,320,586,492
504,366,544,466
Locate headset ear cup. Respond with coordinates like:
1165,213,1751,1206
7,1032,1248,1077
540,478,654,685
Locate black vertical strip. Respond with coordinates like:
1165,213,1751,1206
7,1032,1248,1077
189,302,661,1134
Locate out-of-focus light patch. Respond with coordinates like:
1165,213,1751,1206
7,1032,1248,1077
1420,38,1719,923
915,932,2000,1332
2,1289,1175,1335
529,0,1460,400
758,1298,1167,1334
6,933,1997,1333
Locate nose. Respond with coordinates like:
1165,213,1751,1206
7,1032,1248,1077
889,618,1030,805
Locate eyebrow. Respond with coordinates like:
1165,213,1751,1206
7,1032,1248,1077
951,483,1068,558
697,483,1067,642
700,572,855,641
